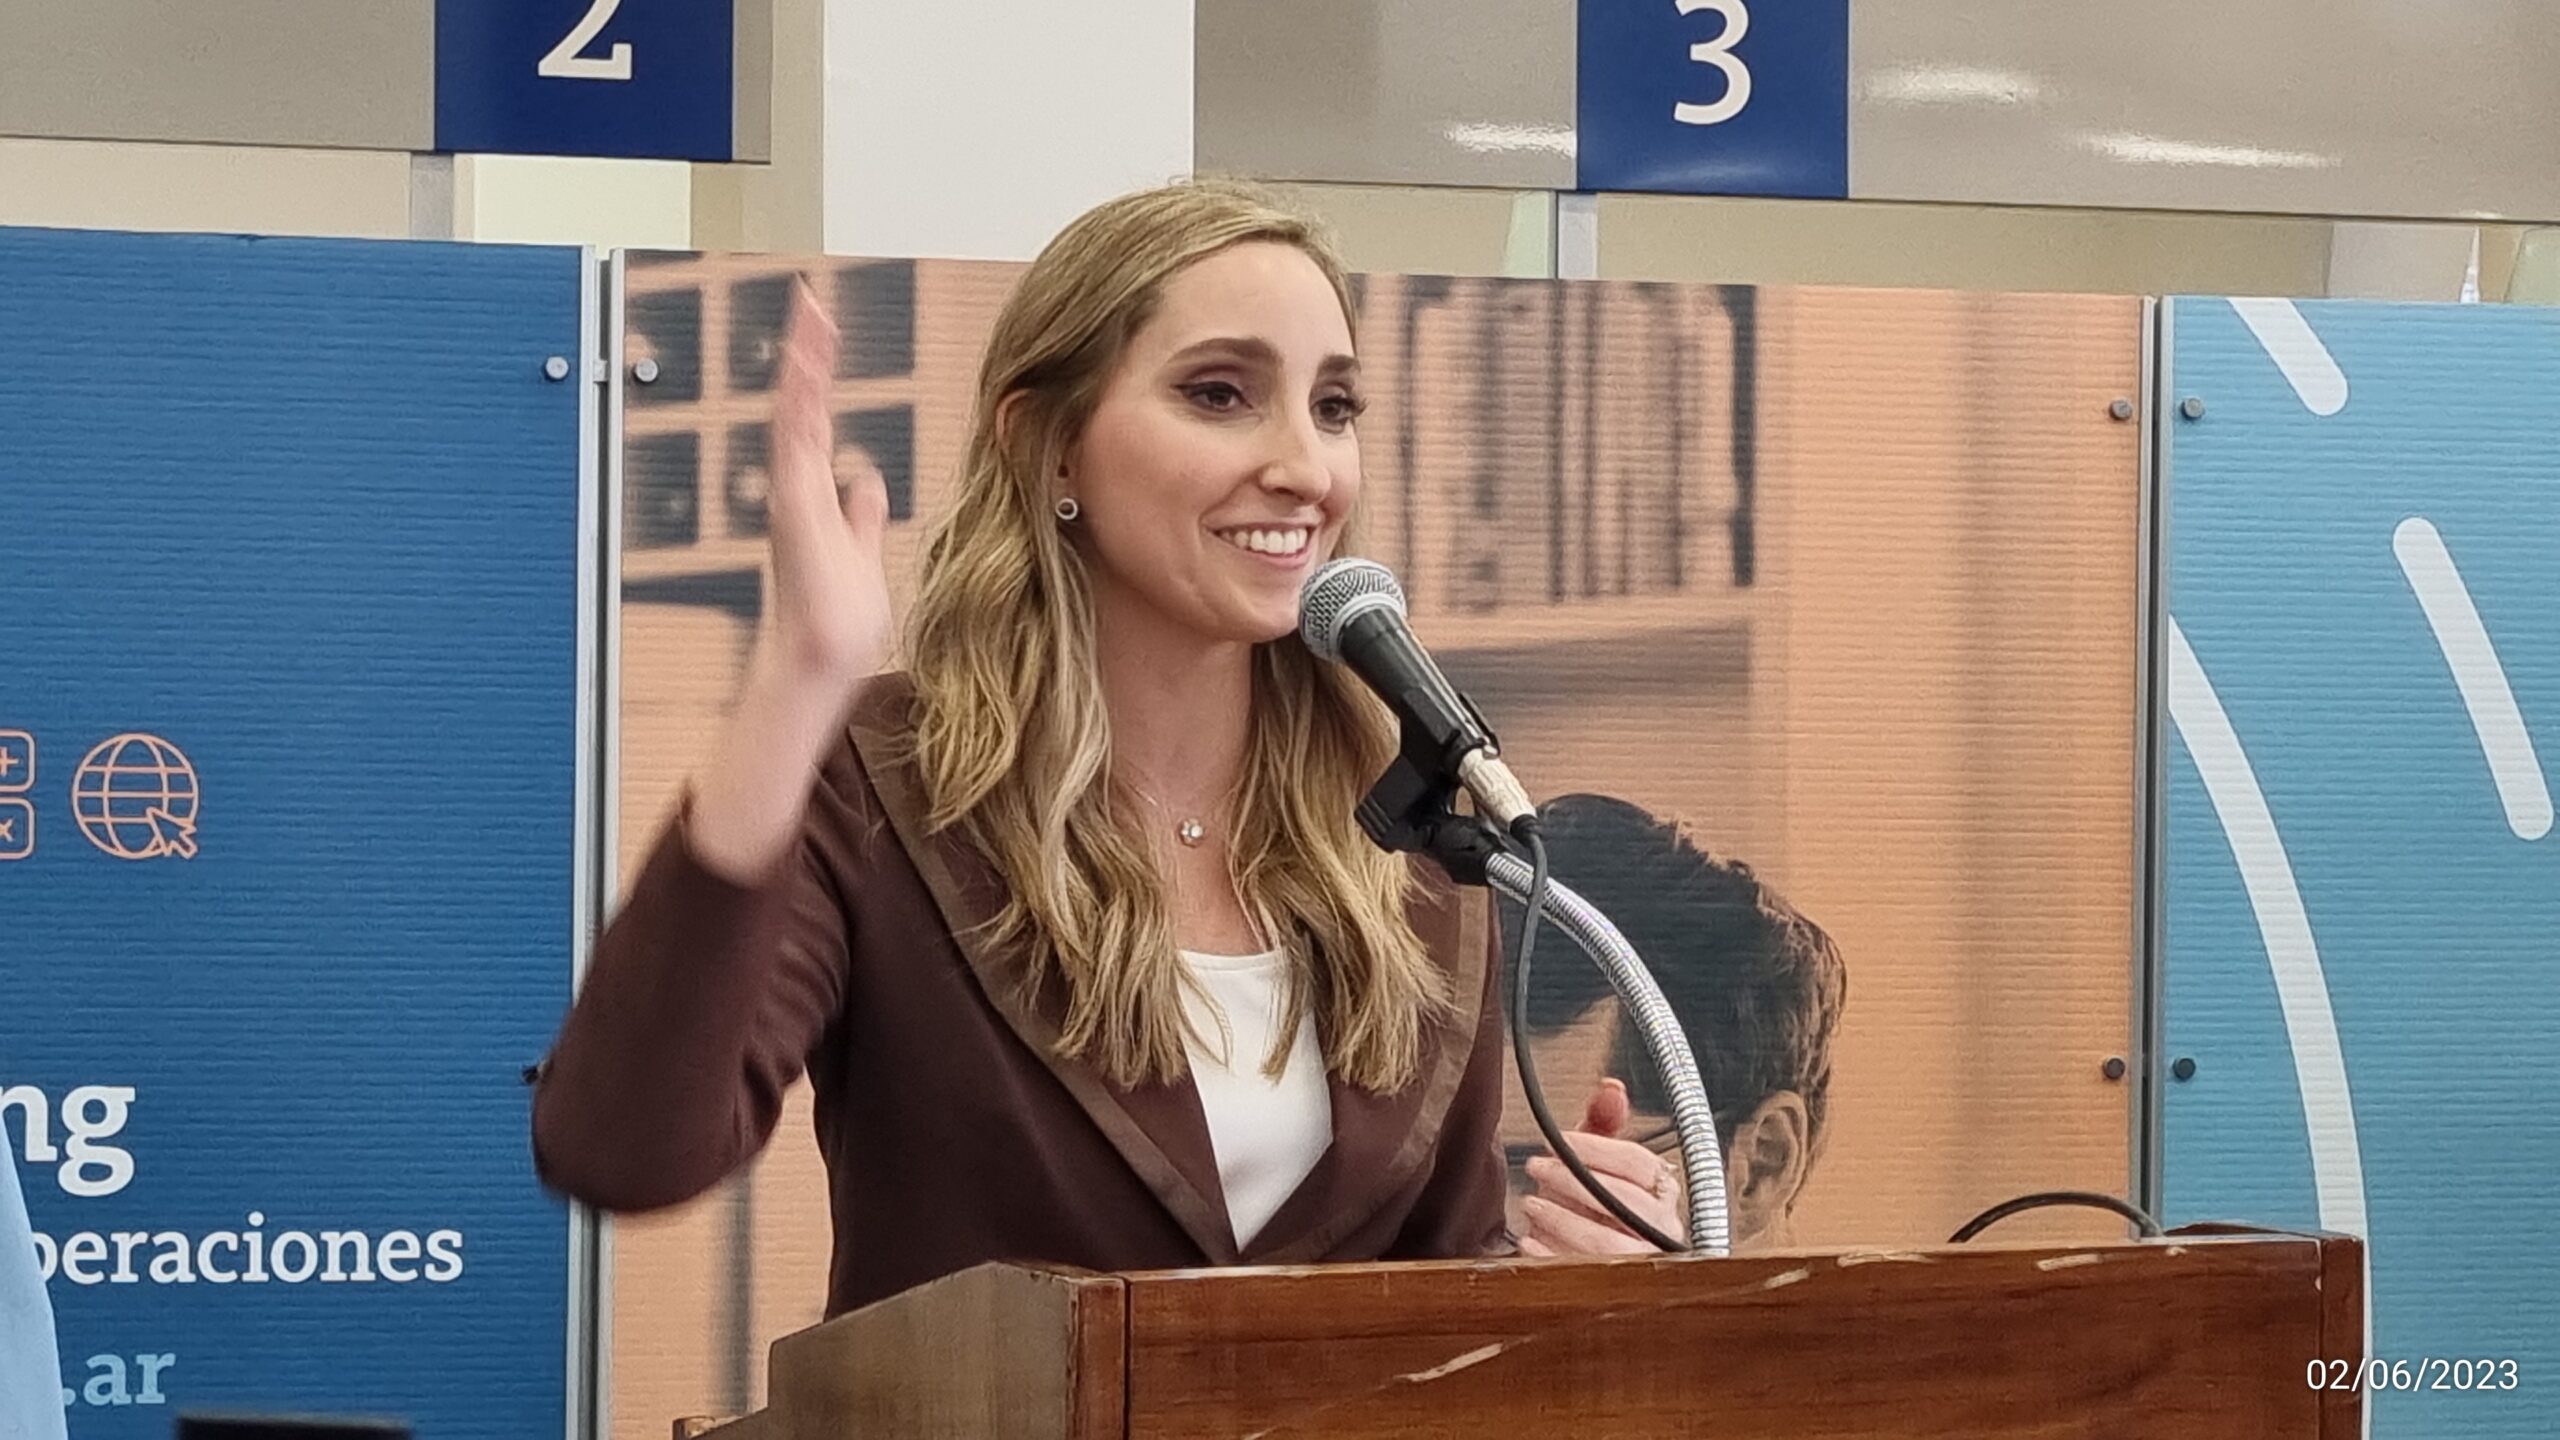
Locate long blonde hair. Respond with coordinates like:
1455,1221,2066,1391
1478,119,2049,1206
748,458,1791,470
903,178,1452,1093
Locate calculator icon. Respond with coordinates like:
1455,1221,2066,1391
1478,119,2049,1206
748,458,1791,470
0,730,31,793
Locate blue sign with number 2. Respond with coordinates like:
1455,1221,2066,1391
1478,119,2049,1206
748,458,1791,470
1577,0,1848,199
437,0,736,160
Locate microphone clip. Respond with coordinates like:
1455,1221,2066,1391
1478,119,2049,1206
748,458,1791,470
1354,750,1512,888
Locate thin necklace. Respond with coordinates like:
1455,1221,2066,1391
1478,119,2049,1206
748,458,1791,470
1128,778,1276,955
1123,776,1221,849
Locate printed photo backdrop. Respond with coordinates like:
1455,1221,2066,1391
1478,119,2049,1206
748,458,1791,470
604,254,2144,1436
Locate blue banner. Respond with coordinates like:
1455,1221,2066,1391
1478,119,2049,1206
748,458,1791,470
0,227,586,1437
437,0,736,160
1577,0,1849,199
2164,297,2560,1434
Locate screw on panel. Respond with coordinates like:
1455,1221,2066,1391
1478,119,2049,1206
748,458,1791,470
2108,398,2135,421
2171,1057,2198,1081
543,356,572,382
632,358,661,385
2101,1056,2128,1081
2179,396,2206,420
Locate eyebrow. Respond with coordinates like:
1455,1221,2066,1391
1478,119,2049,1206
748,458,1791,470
1165,335,1361,378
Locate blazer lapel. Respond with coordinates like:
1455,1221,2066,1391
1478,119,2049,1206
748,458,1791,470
846,679,1242,1264
1241,873,1491,1264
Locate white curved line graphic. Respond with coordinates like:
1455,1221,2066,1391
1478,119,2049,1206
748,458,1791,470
2229,298,2349,416
2166,618,2369,1242
2393,517,2554,841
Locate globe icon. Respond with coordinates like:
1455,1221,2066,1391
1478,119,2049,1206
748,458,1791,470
72,733,200,860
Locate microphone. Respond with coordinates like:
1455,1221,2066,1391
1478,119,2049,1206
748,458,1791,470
1297,558,1536,836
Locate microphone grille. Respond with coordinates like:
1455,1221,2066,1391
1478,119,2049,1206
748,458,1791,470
1298,557,1406,661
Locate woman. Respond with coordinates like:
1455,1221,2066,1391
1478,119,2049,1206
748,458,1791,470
531,179,1685,1316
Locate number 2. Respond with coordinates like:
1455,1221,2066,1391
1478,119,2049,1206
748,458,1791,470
539,0,633,81
1673,0,1750,126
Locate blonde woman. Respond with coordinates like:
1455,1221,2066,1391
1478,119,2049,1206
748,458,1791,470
531,180,1549,1317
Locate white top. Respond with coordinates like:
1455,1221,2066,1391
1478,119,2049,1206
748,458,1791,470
1176,948,1333,1249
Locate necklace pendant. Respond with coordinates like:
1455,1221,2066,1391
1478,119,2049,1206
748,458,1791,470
1175,818,1207,848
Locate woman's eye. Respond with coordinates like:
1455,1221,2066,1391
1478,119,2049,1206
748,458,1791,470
1317,393,1368,427
1184,381,1246,412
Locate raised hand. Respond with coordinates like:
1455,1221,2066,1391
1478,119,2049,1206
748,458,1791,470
762,276,897,692
682,277,901,883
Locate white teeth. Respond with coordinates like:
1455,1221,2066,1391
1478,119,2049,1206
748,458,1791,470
1220,527,1310,556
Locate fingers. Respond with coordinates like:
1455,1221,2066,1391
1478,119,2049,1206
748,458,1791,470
836,447,892,548
1534,1128,1666,1187
771,278,843,529
1523,1125,1687,1247
1582,1078,1632,1137
777,277,837,412
775,278,892,555
1519,1195,1652,1256
785,273,841,369
1525,1153,1669,1214
1524,1154,1680,1238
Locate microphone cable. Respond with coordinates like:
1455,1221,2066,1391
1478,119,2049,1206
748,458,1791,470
1948,1190,2161,1244
1505,820,1687,1254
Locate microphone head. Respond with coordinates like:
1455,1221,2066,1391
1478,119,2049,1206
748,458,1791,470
1298,557,1407,662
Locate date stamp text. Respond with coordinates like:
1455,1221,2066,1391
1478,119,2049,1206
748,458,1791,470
2308,1359,2519,1393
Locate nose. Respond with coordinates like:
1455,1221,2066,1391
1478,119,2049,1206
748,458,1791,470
1255,414,1334,506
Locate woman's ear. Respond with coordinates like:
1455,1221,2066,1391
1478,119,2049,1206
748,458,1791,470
994,389,1033,455
996,389,1077,495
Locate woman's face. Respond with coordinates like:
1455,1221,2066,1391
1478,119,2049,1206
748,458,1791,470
1064,240,1363,648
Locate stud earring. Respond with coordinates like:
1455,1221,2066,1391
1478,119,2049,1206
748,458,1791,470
1054,496,1081,522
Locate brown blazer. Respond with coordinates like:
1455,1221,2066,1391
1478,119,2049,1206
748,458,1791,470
532,675,1513,1317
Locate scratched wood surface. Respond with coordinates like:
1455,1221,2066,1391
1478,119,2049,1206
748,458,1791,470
1124,1233,2354,1438
695,1232,2360,1439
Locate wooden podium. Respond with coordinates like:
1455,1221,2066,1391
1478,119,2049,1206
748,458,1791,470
682,1228,2361,1438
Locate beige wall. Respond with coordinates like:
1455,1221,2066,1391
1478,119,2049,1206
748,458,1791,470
1275,183,2545,303
3,141,2524,303
689,0,824,254
0,137,417,238
0,0,811,252
1196,0,2560,224
1602,194,2337,296
1270,183,1553,279
0,136,690,248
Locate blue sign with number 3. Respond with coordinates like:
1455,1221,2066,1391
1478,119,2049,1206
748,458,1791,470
437,0,736,160
1577,0,1848,199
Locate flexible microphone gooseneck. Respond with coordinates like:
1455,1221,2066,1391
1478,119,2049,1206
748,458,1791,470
1297,558,1731,1255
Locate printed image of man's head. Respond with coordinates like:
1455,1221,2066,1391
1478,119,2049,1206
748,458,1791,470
1499,792,1848,1250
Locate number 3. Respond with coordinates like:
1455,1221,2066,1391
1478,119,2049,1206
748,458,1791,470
1673,0,1750,126
540,0,633,81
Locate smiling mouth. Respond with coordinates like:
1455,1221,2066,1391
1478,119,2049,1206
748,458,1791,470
1214,526,1312,558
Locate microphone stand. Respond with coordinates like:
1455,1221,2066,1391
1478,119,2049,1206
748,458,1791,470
1359,751,1732,1256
